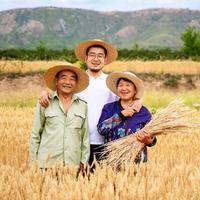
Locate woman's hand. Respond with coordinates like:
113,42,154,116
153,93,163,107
121,106,137,117
136,130,153,144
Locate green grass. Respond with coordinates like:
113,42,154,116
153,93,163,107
143,90,200,113
0,91,39,108
1,90,199,110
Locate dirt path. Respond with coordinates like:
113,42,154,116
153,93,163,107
0,73,200,92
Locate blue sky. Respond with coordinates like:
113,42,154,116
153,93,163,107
0,0,200,12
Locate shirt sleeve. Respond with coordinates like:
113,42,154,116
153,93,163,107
29,102,45,162
80,106,90,164
97,104,123,136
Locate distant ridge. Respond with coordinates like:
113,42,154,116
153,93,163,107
0,7,200,49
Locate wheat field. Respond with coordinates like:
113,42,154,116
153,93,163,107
1,60,200,74
1,60,200,199
0,96,200,200
104,60,200,74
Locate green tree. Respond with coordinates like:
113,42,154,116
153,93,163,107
132,43,140,51
181,26,200,57
36,40,47,60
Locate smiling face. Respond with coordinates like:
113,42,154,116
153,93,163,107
55,70,77,95
85,46,107,72
116,78,136,101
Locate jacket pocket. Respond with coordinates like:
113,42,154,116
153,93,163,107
74,113,86,128
72,112,86,129
44,111,60,126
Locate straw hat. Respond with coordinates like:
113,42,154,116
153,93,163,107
75,39,118,65
43,62,89,93
106,72,144,98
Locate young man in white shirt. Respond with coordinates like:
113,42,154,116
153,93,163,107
39,39,141,168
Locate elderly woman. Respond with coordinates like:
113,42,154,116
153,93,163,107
97,72,156,163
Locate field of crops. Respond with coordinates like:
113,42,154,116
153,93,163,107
1,60,200,74
1,60,200,199
1,102,200,199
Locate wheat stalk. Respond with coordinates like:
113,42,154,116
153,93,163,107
102,99,200,168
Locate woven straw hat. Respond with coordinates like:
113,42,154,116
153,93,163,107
43,62,89,93
75,39,118,65
106,72,144,98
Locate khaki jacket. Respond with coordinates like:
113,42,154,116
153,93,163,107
30,92,90,168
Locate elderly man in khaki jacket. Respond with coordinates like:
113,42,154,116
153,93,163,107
29,62,90,171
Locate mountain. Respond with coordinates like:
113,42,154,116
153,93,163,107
0,7,200,49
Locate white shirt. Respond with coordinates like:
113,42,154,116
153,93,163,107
77,72,117,144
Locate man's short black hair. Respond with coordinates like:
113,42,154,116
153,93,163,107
86,45,107,56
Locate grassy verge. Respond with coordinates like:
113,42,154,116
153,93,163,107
1,90,199,111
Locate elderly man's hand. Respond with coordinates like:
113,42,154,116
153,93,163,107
79,162,85,173
39,90,52,108
136,130,153,145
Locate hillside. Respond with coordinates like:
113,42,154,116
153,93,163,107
0,7,200,49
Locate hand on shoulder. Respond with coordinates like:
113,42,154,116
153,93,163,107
39,90,52,108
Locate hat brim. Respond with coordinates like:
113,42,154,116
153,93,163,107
43,63,89,93
106,72,144,98
75,39,118,65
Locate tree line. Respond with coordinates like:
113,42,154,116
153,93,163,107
0,27,200,61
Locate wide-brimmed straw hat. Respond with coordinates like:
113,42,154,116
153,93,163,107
43,62,89,93
75,39,118,65
106,72,144,98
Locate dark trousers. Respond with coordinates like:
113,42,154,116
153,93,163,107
89,144,104,171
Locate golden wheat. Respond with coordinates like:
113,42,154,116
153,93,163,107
104,60,200,74
1,60,200,74
1,59,200,199
0,60,67,73
1,105,200,199
103,100,200,168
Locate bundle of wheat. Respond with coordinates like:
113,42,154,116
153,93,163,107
102,100,200,169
